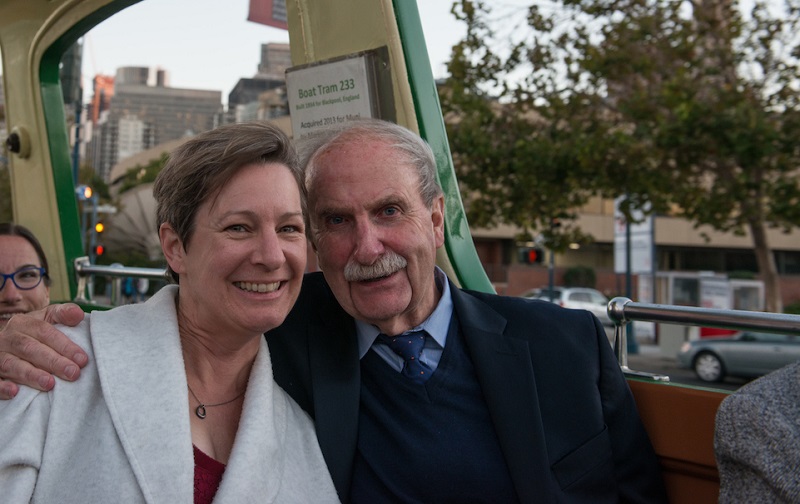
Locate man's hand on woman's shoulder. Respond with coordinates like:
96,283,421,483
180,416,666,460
0,304,88,399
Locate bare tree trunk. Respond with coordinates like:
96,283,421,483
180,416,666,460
748,217,782,313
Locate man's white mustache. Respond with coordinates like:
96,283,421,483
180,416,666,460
344,252,408,281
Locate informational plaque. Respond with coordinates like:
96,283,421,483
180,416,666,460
286,47,394,142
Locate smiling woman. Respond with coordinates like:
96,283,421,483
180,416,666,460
0,223,52,327
0,123,338,503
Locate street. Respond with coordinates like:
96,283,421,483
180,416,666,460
624,343,748,392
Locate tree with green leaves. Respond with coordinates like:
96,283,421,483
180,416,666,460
117,152,169,195
442,0,800,312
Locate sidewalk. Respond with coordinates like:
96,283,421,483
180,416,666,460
626,342,680,377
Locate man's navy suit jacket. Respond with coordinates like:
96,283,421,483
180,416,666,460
266,272,667,504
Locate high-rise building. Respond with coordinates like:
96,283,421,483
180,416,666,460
113,66,169,87
89,75,115,124
89,111,116,181
116,115,148,161
88,67,221,181
60,40,83,106
257,43,291,79
110,83,221,145
227,43,290,121
228,77,284,109
115,66,150,86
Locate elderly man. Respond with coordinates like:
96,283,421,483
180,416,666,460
0,120,666,503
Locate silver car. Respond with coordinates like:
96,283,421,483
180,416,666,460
677,331,800,382
525,287,612,326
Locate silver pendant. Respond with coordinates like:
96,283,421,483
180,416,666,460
195,405,207,419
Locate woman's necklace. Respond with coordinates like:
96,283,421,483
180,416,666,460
187,384,246,419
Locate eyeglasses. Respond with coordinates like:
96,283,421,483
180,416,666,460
0,267,47,291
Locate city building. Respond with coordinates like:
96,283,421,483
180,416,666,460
87,66,222,181
228,43,290,109
88,75,114,124
472,197,800,307
228,77,284,109
257,42,291,80
60,40,83,107
116,115,150,161
227,43,290,120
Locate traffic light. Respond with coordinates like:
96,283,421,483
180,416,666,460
519,247,544,264
91,221,105,260
75,184,93,200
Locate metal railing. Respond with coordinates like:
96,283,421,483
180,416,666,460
73,256,169,306
73,256,800,380
607,297,800,382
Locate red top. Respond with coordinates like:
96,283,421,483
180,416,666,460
193,445,226,504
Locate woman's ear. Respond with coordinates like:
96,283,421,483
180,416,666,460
159,223,186,275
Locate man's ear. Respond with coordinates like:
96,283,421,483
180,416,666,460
431,195,446,248
159,223,186,275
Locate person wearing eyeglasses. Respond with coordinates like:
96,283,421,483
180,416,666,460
0,223,51,328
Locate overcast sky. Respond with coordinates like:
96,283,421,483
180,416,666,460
79,0,486,105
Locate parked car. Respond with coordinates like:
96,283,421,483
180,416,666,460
523,287,612,326
677,331,800,382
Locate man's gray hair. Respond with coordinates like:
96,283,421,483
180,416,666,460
302,119,443,208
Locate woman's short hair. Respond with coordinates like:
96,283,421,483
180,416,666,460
153,121,303,283
0,222,52,286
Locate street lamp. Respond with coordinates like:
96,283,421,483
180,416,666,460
75,184,93,201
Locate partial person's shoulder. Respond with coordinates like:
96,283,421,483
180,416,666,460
732,361,800,396
719,360,800,414
55,317,94,358
0,318,94,416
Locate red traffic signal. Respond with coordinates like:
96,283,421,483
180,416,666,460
520,247,544,264
93,244,105,256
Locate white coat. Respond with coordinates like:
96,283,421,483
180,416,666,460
0,285,338,503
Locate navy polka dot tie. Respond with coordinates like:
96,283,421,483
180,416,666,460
378,330,433,384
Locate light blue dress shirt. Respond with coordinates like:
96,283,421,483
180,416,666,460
356,267,453,373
